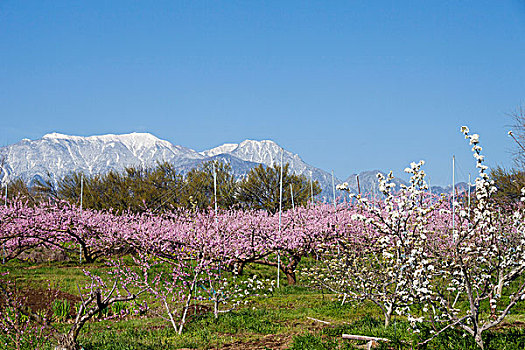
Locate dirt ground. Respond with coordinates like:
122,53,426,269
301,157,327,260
0,284,81,319
219,333,293,350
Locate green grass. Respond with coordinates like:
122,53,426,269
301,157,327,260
289,315,525,350
2,259,525,350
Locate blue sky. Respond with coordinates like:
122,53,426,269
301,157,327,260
1,1,524,185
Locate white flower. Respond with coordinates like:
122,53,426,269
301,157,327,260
336,182,349,191
461,126,469,134
476,164,488,170
383,251,394,259
473,153,484,161
472,145,482,152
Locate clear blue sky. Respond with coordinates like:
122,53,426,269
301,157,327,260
1,1,524,185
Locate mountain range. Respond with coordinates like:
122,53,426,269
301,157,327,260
0,132,467,199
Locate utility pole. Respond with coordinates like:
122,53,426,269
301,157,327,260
331,170,336,209
290,183,295,210
3,181,6,264
213,163,218,224
332,170,339,254
310,172,314,204
452,156,456,238
277,148,284,288
79,174,84,264
213,162,221,277
468,173,471,218
80,174,84,210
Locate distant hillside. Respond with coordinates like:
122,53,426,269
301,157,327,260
0,132,469,200
0,133,339,198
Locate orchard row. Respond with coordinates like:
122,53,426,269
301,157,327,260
1,126,524,350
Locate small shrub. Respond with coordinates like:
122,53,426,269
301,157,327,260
52,299,71,321
111,301,128,316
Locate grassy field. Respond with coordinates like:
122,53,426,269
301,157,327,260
2,259,525,350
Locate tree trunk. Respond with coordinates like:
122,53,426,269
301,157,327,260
384,306,393,328
285,269,296,285
214,298,219,319
283,254,301,285
55,329,80,350
163,298,178,332
384,314,391,328
178,275,198,334
474,332,484,350
80,242,94,264
235,261,245,275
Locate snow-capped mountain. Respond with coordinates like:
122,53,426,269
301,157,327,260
0,133,338,198
0,132,204,186
201,140,341,199
175,153,263,178
0,132,473,199
203,140,297,167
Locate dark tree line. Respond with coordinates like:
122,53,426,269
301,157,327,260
490,166,525,206
4,161,321,213
237,163,317,213
489,106,525,206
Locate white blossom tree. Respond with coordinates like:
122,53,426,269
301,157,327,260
411,126,525,350
303,160,440,327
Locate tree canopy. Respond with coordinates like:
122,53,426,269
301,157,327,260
178,161,238,211
34,162,183,213
7,161,322,213
237,163,321,213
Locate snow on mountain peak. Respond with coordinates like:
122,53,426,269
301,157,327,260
92,132,171,151
43,132,72,139
202,139,309,171
42,132,172,151
202,140,283,158
200,143,239,157
2,134,339,199
1,132,208,187
239,139,279,147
